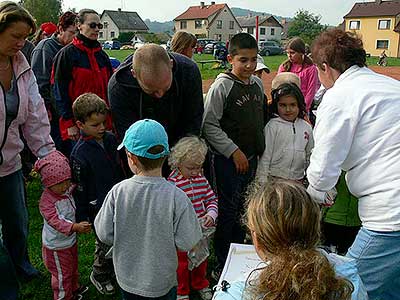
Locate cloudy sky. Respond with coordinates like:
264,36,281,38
63,0,360,25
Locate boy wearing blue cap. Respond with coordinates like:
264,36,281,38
94,119,202,300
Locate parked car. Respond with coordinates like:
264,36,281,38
204,41,226,54
103,40,121,50
197,38,216,48
120,44,134,50
258,41,283,56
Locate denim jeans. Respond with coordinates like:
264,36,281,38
122,286,177,300
346,227,400,300
0,170,38,279
213,155,257,268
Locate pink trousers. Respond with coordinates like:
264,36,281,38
177,251,209,296
42,243,79,300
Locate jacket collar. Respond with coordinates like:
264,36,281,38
72,34,101,52
11,51,30,78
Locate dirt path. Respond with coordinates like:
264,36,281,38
202,66,400,95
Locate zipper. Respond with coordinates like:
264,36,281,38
288,122,296,177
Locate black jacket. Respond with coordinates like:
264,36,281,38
108,52,204,146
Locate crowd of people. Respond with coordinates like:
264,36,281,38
0,2,399,300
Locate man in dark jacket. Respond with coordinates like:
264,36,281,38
108,44,204,152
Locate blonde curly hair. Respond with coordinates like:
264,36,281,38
168,136,208,169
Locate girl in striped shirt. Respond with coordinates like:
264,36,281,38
168,136,218,300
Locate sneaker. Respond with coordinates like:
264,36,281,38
198,287,213,300
177,295,190,300
211,268,221,282
74,285,89,297
90,271,116,295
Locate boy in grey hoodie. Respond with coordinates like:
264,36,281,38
95,119,202,299
202,33,266,273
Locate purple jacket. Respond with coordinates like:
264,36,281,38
0,51,54,176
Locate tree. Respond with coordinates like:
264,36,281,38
20,0,62,28
118,32,135,43
287,10,327,45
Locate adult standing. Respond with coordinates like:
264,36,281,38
278,37,319,113
108,44,203,151
308,28,400,300
0,1,55,298
52,9,112,156
31,11,77,152
170,31,197,59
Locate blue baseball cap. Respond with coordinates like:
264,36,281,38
117,119,170,159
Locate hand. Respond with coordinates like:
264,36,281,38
232,149,249,174
307,185,337,207
200,215,214,227
67,125,80,141
72,221,91,233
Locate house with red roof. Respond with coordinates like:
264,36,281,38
344,0,400,57
174,2,241,42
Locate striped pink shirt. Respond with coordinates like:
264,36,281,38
168,169,218,222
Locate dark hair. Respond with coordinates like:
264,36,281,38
0,1,36,34
228,32,258,56
58,11,77,31
281,37,314,72
271,83,306,119
311,29,366,74
77,8,98,24
136,145,167,171
72,93,109,123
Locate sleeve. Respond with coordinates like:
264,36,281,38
21,71,55,158
174,195,202,251
94,188,116,246
304,66,320,112
39,195,74,236
52,48,75,138
181,64,204,137
277,64,285,73
256,122,275,183
305,126,314,170
31,47,53,108
71,153,90,222
201,80,238,158
306,93,356,192
108,75,140,141
202,179,218,222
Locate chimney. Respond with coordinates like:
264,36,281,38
211,1,215,4
200,1,205,7
281,18,286,25
118,8,121,12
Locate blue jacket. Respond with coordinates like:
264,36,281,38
70,131,125,223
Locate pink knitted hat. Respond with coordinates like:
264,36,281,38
34,151,71,188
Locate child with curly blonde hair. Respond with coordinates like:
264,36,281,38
214,179,367,300
168,136,218,300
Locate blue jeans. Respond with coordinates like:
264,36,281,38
347,227,400,300
0,170,38,279
122,287,177,300
213,155,257,268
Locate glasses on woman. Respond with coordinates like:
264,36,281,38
88,22,103,29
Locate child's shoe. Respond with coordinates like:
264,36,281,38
177,295,190,300
198,287,213,300
90,271,116,295
73,285,88,300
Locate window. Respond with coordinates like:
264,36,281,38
217,20,222,29
195,20,202,29
214,34,222,41
349,20,360,30
99,32,103,39
229,21,234,29
271,28,275,35
378,19,391,29
376,40,389,49
180,21,187,29
260,28,266,35
248,27,254,34
103,21,108,29
110,31,115,38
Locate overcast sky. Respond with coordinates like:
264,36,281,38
63,0,361,25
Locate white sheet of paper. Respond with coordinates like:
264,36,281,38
217,243,264,286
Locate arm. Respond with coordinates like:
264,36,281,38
305,126,314,170
21,71,55,158
201,80,237,158
94,189,116,246
31,47,54,109
202,179,218,222
256,122,275,183
70,154,90,222
304,66,320,112
39,193,74,236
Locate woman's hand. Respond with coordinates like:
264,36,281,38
67,125,80,141
72,221,92,233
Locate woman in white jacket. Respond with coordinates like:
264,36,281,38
308,29,400,299
256,82,313,183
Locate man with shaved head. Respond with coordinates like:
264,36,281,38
108,44,204,153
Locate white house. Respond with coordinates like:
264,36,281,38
237,15,283,42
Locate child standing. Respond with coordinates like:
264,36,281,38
34,150,91,300
70,93,125,295
256,82,313,183
168,137,218,300
94,119,202,300
202,33,266,273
